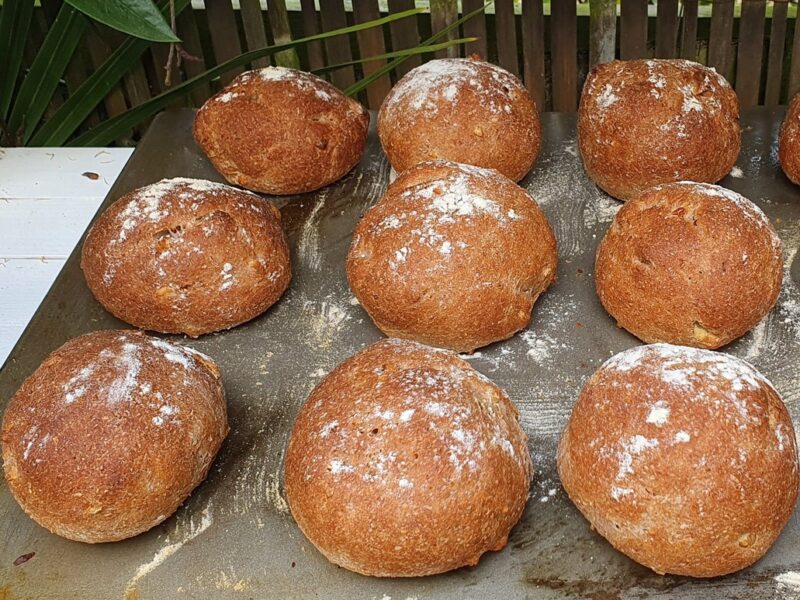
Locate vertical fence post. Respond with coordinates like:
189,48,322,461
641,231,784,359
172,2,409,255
320,0,355,89
462,0,488,60
735,0,766,108
353,0,391,109
708,0,734,80
551,0,577,111
495,0,519,75
521,0,546,110
430,0,459,59
655,0,679,58
764,0,788,106
680,0,698,61
387,0,421,76
620,0,648,59
589,0,616,67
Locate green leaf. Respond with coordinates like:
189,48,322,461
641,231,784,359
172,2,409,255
70,7,425,147
64,0,179,42
0,0,35,122
312,38,478,77
7,4,87,144
29,0,190,147
345,1,493,97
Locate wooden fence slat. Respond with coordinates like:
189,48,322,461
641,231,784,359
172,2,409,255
708,0,734,80
85,27,130,118
764,0,788,106
239,0,270,69
299,0,325,71
620,0,648,59
462,0,488,60
551,0,577,112
204,0,244,86
319,0,355,89
352,0,391,109
589,0,616,67
655,0,678,58
266,0,300,68
495,0,519,76
789,5,800,98
521,0,545,110
175,5,210,106
387,0,421,76
430,0,459,59
735,0,766,108
680,0,698,60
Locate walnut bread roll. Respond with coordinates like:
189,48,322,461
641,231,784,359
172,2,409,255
558,343,799,578
81,177,291,337
347,160,557,353
1,330,228,543
378,57,541,182
578,59,740,200
595,182,782,349
284,338,533,577
779,92,800,184
194,66,370,195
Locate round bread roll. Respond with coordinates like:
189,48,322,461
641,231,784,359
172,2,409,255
557,343,799,578
578,59,740,200
347,160,557,353
378,57,541,182
595,182,782,349
1,329,228,543
194,66,369,195
779,93,800,184
284,338,532,577
81,177,291,337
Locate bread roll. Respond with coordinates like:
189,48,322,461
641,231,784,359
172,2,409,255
578,59,740,200
558,343,799,578
284,338,532,577
347,160,557,353
81,177,291,337
595,182,782,349
378,57,541,182
1,330,228,543
779,93,800,184
194,66,369,195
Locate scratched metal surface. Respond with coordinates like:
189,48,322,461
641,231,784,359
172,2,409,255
1,108,799,599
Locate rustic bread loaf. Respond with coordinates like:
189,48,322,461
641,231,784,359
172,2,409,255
595,182,782,349
347,160,557,353
779,93,800,184
284,338,532,577
558,343,799,577
578,59,740,200
81,177,291,337
1,329,228,543
378,57,541,182
193,66,370,195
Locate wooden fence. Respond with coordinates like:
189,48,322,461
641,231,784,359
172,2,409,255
24,1,800,145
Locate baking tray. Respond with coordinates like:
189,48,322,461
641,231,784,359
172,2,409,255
1,108,799,599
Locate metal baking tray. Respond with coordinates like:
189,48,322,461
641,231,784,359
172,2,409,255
1,108,798,599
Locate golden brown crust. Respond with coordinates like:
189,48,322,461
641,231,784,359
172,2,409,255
595,182,782,349
346,160,557,353
193,67,370,195
1,330,228,543
81,177,291,337
779,93,800,184
557,344,799,578
378,57,541,182
578,59,740,200
284,338,533,577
